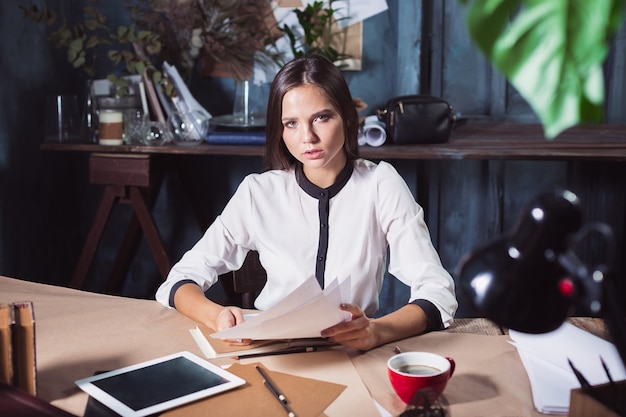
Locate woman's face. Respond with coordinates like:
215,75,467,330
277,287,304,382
280,84,347,188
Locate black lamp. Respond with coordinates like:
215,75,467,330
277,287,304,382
456,189,626,366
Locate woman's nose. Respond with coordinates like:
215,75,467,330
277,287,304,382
302,125,319,144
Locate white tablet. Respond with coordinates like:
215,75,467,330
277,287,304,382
75,351,245,417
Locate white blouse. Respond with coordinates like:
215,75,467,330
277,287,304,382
156,159,457,327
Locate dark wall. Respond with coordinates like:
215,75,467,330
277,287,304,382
422,2,626,317
1,1,624,319
0,0,410,299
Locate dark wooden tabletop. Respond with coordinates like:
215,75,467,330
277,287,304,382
40,122,626,161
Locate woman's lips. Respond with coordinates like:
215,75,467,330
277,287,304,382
304,149,323,160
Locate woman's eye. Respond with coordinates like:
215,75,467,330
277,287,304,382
284,121,295,128
316,114,330,122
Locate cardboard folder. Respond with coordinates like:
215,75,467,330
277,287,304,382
161,362,346,417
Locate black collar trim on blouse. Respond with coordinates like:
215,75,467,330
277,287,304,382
295,161,354,199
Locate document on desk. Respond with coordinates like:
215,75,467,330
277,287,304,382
210,276,352,340
509,322,626,414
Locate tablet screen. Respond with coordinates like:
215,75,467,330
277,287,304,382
75,352,245,417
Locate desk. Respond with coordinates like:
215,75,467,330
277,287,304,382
39,122,626,294
0,275,609,416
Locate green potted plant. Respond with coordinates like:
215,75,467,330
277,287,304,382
459,0,625,138
278,0,352,66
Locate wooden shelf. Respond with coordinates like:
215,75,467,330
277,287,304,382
41,122,626,161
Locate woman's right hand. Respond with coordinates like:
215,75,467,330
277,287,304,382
216,306,251,345
215,306,245,331
172,283,251,345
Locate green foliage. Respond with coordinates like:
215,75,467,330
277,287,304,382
280,0,352,66
19,1,163,95
459,0,625,138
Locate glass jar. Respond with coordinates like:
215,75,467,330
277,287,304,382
141,121,171,146
167,110,210,146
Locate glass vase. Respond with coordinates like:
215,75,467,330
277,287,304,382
167,110,210,146
231,78,267,127
80,79,97,143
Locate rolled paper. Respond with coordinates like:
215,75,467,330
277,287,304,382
362,115,387,147
364,123,386,147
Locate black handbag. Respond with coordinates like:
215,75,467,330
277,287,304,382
377,95,456,144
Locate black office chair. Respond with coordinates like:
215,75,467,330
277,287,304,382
231,250,267,309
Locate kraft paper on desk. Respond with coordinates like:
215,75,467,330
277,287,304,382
210,276,351,340
509,322,626,414
241,349,382,417
161,362,345,417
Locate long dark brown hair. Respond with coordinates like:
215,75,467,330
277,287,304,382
264,55,360,170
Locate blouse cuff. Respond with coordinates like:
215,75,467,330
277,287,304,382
411,299,444,333
169,279,198,308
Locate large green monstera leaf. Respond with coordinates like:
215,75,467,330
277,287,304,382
460,0,625,138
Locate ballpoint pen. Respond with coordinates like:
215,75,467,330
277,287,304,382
256,365,297,417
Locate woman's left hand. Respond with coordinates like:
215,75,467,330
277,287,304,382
320,303,378,351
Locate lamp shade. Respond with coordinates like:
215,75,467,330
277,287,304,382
456,190,583,333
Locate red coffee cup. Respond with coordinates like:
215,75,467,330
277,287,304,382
387,351,455,404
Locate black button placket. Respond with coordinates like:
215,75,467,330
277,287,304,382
295,162,354,289
315,190,330,288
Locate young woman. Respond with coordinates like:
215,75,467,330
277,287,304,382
156,55,457,351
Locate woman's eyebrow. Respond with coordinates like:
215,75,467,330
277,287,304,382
310,108,334,118
281,108,334,122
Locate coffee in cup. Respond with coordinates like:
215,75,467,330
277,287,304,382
396,364,442,376
387,351,455,404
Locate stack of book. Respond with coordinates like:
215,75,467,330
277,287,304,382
0,302,69,416
1,301,36,396
205,129,266,145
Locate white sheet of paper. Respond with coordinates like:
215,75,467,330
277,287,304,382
509,322,626,414
329,274,352,305
211,276,350,340
515,348,576,414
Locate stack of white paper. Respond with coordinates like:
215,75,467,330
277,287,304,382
509,322,626,414
210,276,352,340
